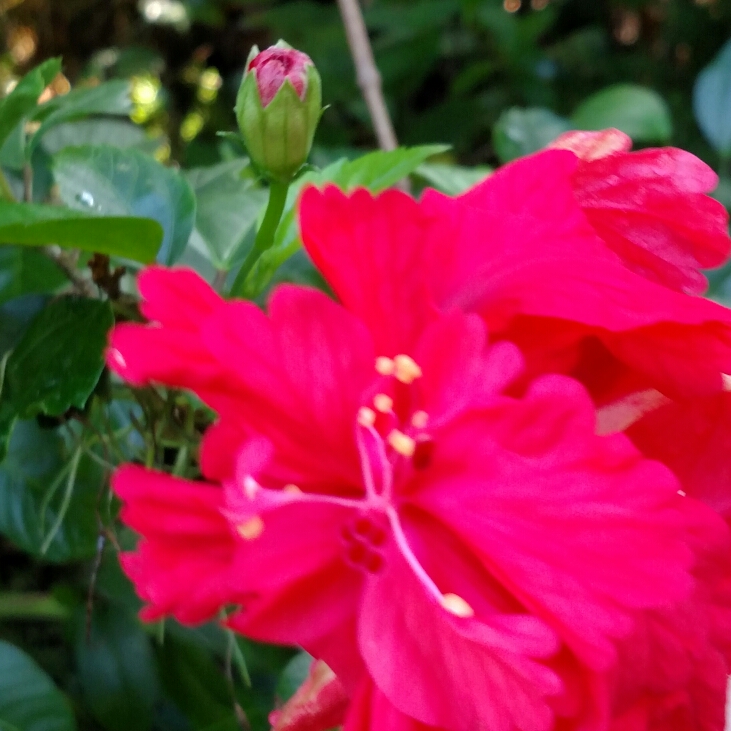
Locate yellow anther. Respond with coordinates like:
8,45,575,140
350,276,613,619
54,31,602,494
373,393,394,413
441,593,474,618
375,356,395,376
243,476,259,500
283,483,302,495
387,430,416,458
411,410,429,429
394,354,423,384
238,516,264,540
723,373,731,391
357,407,377,428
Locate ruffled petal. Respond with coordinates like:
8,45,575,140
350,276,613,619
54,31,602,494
112,465,240,624
299,185,438,355
413,376,698,671
358,527,562,731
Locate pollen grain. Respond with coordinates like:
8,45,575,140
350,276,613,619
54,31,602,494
441,593,474,618
238,516,265,540
374,393,394,413
387,430,416,457
375,356,395,376
394,354,423,384
358,407,377,427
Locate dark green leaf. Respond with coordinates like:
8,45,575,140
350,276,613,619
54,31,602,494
0,246,65,306
0,639,77,731
0,58,61,152
53,145,195,264
0,420,100,561
2,297,113,418
571,84,672,143
0,201,162,263
694,39,731,157
28,80,133,157
156,635,242,731
493,107,572,163
75,604,160,731
183,159,266,270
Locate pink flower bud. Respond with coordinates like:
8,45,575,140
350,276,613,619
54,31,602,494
235,41,322,182
248,47,312,107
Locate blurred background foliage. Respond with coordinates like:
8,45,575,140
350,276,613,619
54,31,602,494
3,0,731,165
2,1,731,731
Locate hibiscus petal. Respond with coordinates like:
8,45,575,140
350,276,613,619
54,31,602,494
413,376,697,671
358,531,562,731
299,185,438,355
573,147,730,295
626,392,731,520
201,285,375,493
112,465,240,624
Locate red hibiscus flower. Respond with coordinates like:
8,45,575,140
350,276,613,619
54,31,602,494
109,263,728,731
549,129,730,295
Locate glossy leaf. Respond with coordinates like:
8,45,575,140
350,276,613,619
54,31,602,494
694,38,731,156
2,296,113,418
0,246,65,306
183,159,266,270
493,107,573,163
0,201,162,263
0,58,61,151
571,84,672,143
28,80,133,157
0,420,100,562
41,118,160,156
53,145,195,264
75,604,160,731
0,639,77,731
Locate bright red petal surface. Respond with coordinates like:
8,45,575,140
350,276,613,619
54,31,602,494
113,465,240,624
299,185,438,355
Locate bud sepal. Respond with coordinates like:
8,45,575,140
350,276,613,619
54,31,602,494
235,41,322,184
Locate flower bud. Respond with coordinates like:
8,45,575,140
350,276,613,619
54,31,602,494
235,41,322,183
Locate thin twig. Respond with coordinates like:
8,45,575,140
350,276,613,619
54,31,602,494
336,0,398,151
41,245,97,297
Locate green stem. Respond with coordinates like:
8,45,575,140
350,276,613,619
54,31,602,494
230,180,289,298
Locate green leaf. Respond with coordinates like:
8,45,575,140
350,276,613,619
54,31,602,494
239,145,447,297
694,39,731,157
28,80,132,157
2,297,113,419
75,604,160,731
571,84,672,143
276,652,313,703
0,247,65,306
41,118,160,156
0,58,62,152
0,201,162,263
183,159,266,270
0,295,47,356
0,420,100,561
326,144,449,191
493,107,573,163
0,640,77,731
53,145,195,264
415,162,491,195
156,635,243,731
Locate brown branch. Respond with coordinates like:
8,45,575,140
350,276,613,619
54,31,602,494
336,0,398,151
42,245,97,297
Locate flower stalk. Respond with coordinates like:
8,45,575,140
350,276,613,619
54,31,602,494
230,179,289,298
